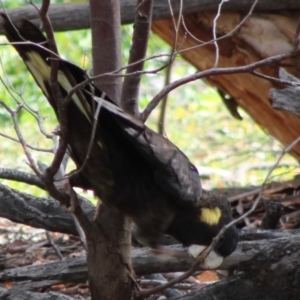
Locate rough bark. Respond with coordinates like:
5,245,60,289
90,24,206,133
0,183,95,235
85,1,133,299
3,181,300,241
260,201,284,229
120,0,153,116
2,236,300,299
172,236,300,300
0,168,45,190
0,288,75,300
0,237,297,279
90,0,122,100
2,3,300,158
3,180,300,299
271,68,300,117
2,4,300,299
1,1,300,35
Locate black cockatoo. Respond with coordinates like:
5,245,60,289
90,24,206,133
1,15,238,268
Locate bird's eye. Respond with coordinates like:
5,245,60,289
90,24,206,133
189,164,197,172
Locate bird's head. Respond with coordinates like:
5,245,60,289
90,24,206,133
167,190,238,268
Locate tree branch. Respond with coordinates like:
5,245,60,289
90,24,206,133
172,235,300,299
3,180,300,242
0,288,75,300
0,168,45,190
120,0,153,116
0,0,299,34
2,235,300,299
141,48,300,122
270,68,300,117
89,0,122,101
86,0,133,299
0,183,95,235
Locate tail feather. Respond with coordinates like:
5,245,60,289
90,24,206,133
1,15,50,60
1,13,107,120
1,14,202,205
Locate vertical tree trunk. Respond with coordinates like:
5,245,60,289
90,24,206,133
87,0,133,299
90,0,122,103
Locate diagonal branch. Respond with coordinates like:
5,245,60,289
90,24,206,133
141,48,300,122
0,168,45,189
121,0,153,116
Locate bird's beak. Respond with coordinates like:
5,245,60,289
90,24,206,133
188,245,223,269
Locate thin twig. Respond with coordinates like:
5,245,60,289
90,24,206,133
139,279,192,290
0,73,53,140
0,132,53,152
177,0,258,56
141,47,300,122
230,135,300,225
0,100,41,177
68,96,103,178
141,134,300,297
251,70,300,87
28,1,71,206
167,0,183,50
181,16,204,43
158,56,172,135
62,52,175,109
212,0,228,67
46,231,64,260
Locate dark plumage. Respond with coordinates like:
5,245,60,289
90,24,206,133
2,15,238,262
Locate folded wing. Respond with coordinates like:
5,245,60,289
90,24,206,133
2,14,202,205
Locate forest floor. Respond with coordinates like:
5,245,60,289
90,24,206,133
1,178,300,299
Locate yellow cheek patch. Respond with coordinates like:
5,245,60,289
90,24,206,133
27,52,91,121
200,207,221,225
27,52,50,96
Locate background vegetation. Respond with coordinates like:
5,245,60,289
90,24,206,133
0,0,299,200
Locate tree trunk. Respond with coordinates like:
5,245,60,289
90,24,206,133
152,12,300,160
86,0,133,299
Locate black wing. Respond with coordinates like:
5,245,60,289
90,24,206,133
98,99,202,203
1,15,202,204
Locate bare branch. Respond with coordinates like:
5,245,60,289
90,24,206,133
0,58,53,140
45,231,64,260
89,0,122,100
121,0,154,116
271,68,300,116
86,1,133,299
141,132,300,297
251,70,300,87
0,168,44,189
141,48,300,122
0,131,53,152
212,0,226,67
0,288,75,300
0,182,95,235
2,236,300,283
158,57,172,135
167,0,183,50
145,273,183,297
27,2,72,207
67,97,103,179
177,0,259,56
0,100,41,176
0,1,299,34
